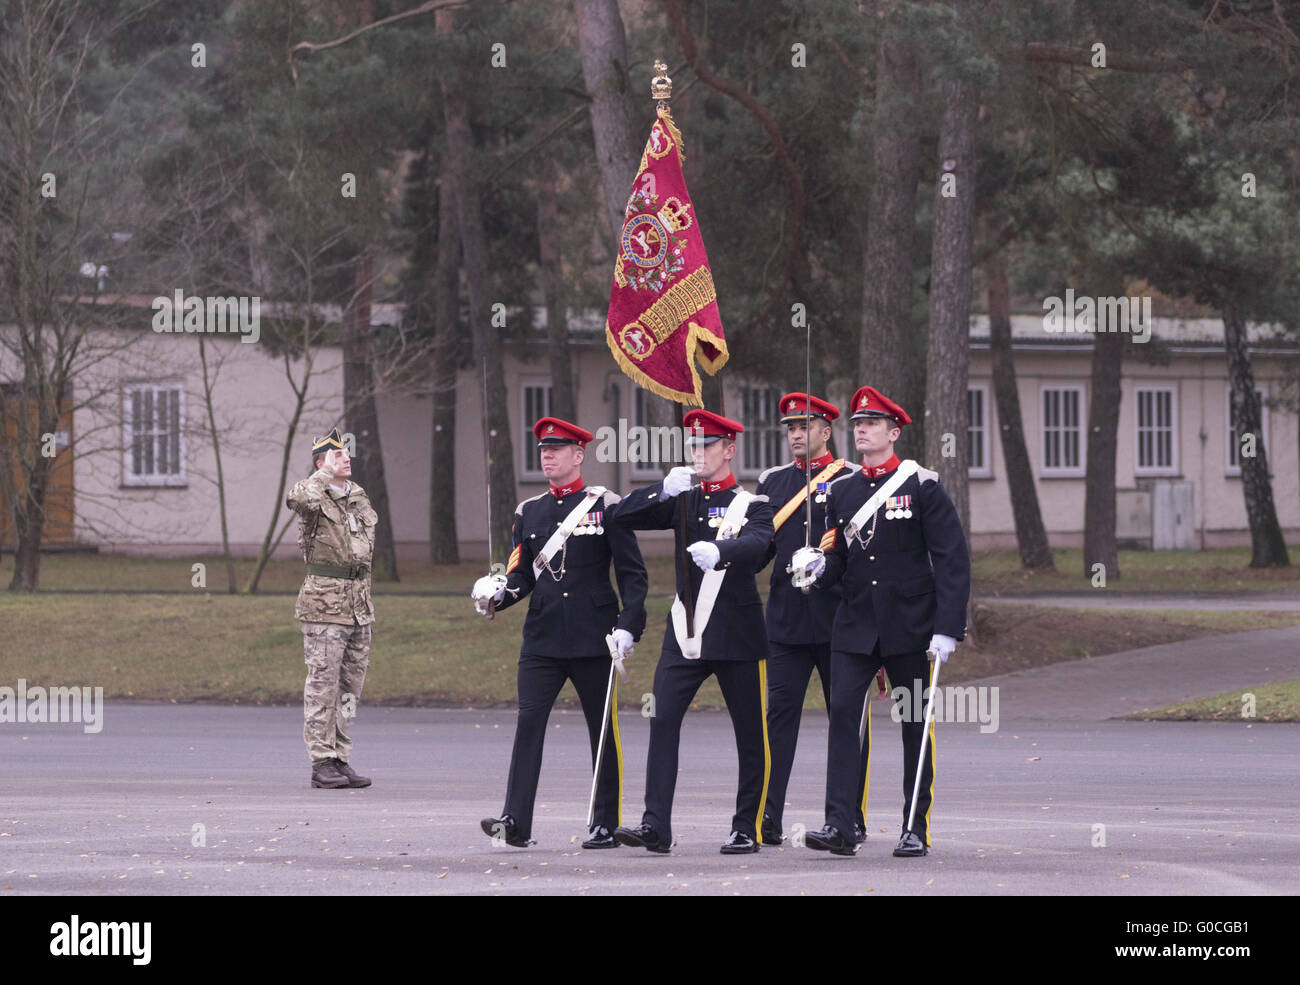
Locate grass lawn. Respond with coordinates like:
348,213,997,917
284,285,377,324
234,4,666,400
1129,679,1300,723
4,587,1298,709
9,544,1299,596
974,545,1300,594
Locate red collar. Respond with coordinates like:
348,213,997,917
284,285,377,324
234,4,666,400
795,452,835,471
861,454,900,479
701,473,737,494
549,476,585,498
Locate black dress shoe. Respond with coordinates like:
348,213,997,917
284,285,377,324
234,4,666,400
582,825,617,849
893,830,928,857
480,814,531,848
720,830,759,855
613,824,670,854
804,824,858,856
854,822,867,845
761,810,783,845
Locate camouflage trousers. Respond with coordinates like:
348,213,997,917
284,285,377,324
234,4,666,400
301,621,371,764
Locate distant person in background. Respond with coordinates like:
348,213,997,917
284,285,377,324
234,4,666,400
286,427,378,790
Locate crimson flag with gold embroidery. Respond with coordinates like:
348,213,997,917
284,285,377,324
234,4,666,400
604,109,727,407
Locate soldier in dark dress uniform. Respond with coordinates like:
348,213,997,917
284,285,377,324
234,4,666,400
612,410,775,855
755,392,868,846
473,417,648,849
800,386,971,857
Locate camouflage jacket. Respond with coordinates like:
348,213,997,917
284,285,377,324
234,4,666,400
286,467,378,625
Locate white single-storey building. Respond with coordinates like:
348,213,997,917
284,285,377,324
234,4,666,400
3,304,1296,557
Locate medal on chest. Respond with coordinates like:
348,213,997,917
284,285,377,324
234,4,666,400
574,510,604,535
814,481,828,505
706,506,727,528
884,495,912,520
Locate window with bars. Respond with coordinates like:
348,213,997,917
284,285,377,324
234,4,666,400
123,384,185,486
738,384,784,476
521,382,552,477
1227,386,1268,475
1041,386,1084,476
1135,386,1177,475
968,385,991,478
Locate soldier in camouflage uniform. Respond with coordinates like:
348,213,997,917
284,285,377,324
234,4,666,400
286,427,379,789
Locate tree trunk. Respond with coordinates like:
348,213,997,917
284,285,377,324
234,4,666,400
439,6,517,564
923,77,977,539
4,383,58,592
1082,296,1124,581
245,342,313,594
858,8,925,460
987,251,1054,569
573,0,645,242
429,155,461,565
573,0,683,452
1223,301,1289,567
344,252,399,581
537,158,574,422
198,336,239,593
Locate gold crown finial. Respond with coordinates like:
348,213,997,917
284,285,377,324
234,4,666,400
651,60,672,103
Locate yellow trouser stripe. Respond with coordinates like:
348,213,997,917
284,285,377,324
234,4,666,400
610,677,624,828
756,658,772,844
859,693,872,821
923,712,936,845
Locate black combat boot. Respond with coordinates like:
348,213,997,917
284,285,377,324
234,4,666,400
333,759,371,788
311,759,350,789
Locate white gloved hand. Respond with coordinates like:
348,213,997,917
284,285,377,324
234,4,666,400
471,574,507,615
788,546,826,589
928,633,957,663
662,466,697,498
687,540,721,571
611,628,634,660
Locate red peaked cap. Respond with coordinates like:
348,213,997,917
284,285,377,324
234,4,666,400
849,385,912,426
778,391,840,424
533,417,594,447
683,409,744,445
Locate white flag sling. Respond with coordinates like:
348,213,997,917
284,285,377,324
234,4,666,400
670,490,753,659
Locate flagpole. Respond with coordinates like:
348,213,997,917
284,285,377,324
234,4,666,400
654,60,696,638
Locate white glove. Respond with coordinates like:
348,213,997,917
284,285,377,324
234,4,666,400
471,574,507,615
611,628,634,660
788,546,826,589
687,540,720,571
662,466,697,498
928,633,957,663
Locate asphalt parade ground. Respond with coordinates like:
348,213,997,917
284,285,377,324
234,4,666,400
4,627,1298,897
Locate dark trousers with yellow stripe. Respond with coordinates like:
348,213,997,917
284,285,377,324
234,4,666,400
826,646,936,844
765,642,869,833
642,657,770,844
503,652,621,839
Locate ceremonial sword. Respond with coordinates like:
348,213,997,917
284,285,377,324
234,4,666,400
587,633,631,829
481,357,497,620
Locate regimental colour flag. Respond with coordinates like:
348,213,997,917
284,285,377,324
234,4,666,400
604,108,728,407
